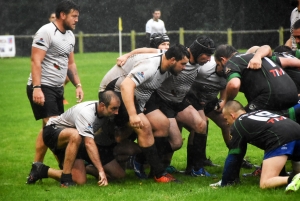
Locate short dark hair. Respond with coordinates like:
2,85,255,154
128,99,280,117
153,8,161,13
165,44,190,61
293,19,300,30
214,44,237,62
55,0,80,19
98,90,120,107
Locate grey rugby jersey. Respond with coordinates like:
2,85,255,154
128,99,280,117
100,53,170,110
27,22,75,87
157,62,199,103
189,57,226,102
46,101,106,139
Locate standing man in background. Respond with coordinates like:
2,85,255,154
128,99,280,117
49,12,56,22
145,8,167,47
26,0,84,178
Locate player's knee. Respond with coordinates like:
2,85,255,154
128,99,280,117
194,121,207,133
170,139,183,151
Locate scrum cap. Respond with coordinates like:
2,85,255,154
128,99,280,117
150,33,170,48
189,36,215,63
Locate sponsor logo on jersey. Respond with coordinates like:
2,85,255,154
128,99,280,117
53,63,61,70
137,72,144,79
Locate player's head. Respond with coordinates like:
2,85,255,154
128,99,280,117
293,19,300,48
189,36,215,65
273,45,292,53
55,0,80,30
98,90,120,117
214,44,237,77
165,44,190,76
150,33,170,50
49,12,56,22
222,100,245,126
152,8,161,20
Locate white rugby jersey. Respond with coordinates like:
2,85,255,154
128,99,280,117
145,19,166,34
27,22,75,87
157,62,199,103
46,101,106,139
100,53,170,110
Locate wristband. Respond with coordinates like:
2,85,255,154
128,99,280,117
32,85,41,89
76,83,82,88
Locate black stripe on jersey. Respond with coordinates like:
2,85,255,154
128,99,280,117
132,75,141,84
106,78,119,91
35,42,45,46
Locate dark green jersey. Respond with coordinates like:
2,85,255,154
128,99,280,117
229,110,300,154
225,53,298,110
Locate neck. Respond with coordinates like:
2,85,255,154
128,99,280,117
54,20,66,33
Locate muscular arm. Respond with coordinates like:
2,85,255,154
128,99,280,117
84,137,108,186
247,45,272,69
31,47,47,106
67,52,84,102
120,77,144,128
279,57,300,68
225,78,241,102
117,48,159,67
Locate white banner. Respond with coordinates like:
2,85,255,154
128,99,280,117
0,35,16,58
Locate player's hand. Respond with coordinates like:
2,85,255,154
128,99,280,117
116,54,129,67
247,55,262,69
98,171,108,186
215,99,225,113
76,86,84,103
129,114,144,129
33,88,45,106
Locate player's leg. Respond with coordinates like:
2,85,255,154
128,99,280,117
260,155,288,189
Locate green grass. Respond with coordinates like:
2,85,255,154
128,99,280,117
0,53,298,201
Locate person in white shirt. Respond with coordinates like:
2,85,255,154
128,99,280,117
145,8,166,46
286,0,300,49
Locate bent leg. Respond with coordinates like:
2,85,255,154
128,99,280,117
260,155,288,189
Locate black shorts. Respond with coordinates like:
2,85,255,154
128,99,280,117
185,92,204,111
79,143,116,166
159,97,190,118
27,85,64,120
143,91,161,114
43,124,64,155
203,97,219,115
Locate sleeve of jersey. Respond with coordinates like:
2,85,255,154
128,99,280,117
221,152,244,186
145,20,151,33
74,110,96,139
32,25,50,52
128,60,154,87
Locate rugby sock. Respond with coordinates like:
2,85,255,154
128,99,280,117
135,152,146,164
186,143,193,172
192,133,207,171
140,144,165,178
41,164,49,178
154,137,173,155
60,173,72,183
288,174,294,184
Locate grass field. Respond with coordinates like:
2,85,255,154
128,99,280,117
0,52,298,201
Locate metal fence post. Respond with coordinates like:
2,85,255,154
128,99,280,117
179,27,184,45
227,28,232,46
131,30,136,50
279,26,284,46
78,31,84,54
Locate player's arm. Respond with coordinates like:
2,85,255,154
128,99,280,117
120,77,144,129
278,57,300,68
84,137,108,186
117,48,159,67
247,45,272,69
217,78,241,112
67,52,84,102
221,153,244,186
31,47,47,106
